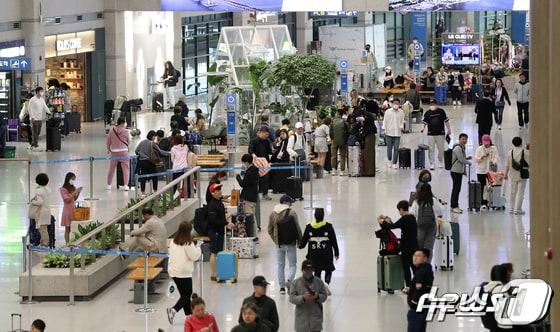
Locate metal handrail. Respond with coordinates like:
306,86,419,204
72,166,201,247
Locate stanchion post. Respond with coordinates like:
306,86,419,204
21,236,27,274
196,168,202,208
85,157,98,201
199,253,204,298
305,164,314,210
68,247,75,305
21,244,37,304
27,160,31,203
135,251,154,313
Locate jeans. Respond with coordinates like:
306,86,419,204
276,245,297,288
427,135,445,166
510,179,527,211
477,173,488,205
494,106,505,125
32,120,42,148
516,102,529,126
385,135,401,164
166,86,176,108
450,171,463,208
172,277,193,315
417,226,436,264
407,309,428,332
331,143,348,172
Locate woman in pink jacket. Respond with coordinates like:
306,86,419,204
106,117,131,191
60,172,82,244
171,134,189,195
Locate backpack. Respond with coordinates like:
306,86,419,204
193,205,209,236
479,282,499,330
276,209,298,245
444,144,460,171
375,228,400,256
417,203,436,229
331,118,348,146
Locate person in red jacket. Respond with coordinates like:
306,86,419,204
184,293,219,332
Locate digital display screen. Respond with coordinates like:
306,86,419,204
389,0,529,11
441,44,480,66
161,0,342,12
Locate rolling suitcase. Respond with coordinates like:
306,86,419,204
435,86,448,105
116,157,137,188
230,237,259,259
234,213,255,238
10,313,21,332
216,228,238,283
468,166,482,211
46,118,61,152
286,159,303,200
450,222,460,255
152,92,164,112
66,111,81,133
270,163,291,193
398,148,411,169
377,255,404,293
376,120,386,146
487,185,506,210
414,148,425,169
348,145,361,177
434,234,454,271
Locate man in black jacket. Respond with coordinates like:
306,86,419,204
237,154,259,228
475,91,496,145
207,183,235,282
249,127,273,200
171,106,189,132
407,248,434,332
354,105,377,176
239,276,280,332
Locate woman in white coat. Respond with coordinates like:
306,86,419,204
29,173,52,246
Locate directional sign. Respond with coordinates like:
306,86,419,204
227,111,236,135
339,59,349,69
226,93,236,106
340,74,348,93
0,57,31,71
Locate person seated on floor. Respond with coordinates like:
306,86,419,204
120,207,168,253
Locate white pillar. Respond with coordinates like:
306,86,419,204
295,12,312,54
104,0,126,99
21,0,44,88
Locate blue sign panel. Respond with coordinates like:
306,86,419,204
339,59,349,69
340,74,348,93
0,57,31,71
226,93,236,106
511,11,528,45
410,12,427,61
414,56,421,72
227,111,236,135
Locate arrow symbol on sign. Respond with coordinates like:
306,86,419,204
21,60,28,67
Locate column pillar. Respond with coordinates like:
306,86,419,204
233,12,252,27
20,0,44,88
104,0,126,99
174,12,183,97
295,12,312,54
357,12,373,26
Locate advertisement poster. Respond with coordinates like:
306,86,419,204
389,0,529,11
410,12,427,61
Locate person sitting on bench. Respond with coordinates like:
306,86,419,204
121,207,168,253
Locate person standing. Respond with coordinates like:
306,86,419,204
435,67,448,88
237,153,259,218
411,184,444,262
271,129,289,163
60,83,72,136
60,172,82,244
167,221,202,324
313,117,331,177
29,173,52,247
513,73,530,129
135,130,170,196
355,103,378,176
475,135,499,207
268,195,302,294
447,69,464,107
171,134,189,195
162,61,179,108
249,127,273,200
330,109,349,176
28,87,52,150
475,91,496,145
206,184,235,281
194,109,206,133
106,117,131,191
30,319,46,332
407,248,434,332
382,98,405,169
299,208,339,285
238,276,280,332
289,260,328,332
378,200,418,292
184,294,220,332
287,122,309,162
491,79,511,130
421,100,451,170
504,136,530,215
450,133,472,214
232,302,272,332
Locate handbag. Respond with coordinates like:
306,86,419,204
73,201,90,221
28,194,41,220
149,142,161,164
187,151,198,166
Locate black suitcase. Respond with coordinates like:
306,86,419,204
286,159,304,200
46,120,61,151
270,163,291,193
116,157,137,188
450,222,460,255
468,166,482,211
414,148,425,169
398,148,411,168
66,111,81,133
152,92,164,112
48,215,56,248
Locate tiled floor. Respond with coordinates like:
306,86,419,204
0,94,531,331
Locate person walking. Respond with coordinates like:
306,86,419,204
60,172,82,244
475,91,496,145
450,133,472,214
289,260,329,332
249,127,273,200
513,73,530,129
106,117,131,191
162,61,179,108
313,117,331,177
411,184,444,262
299,208,339,285
504,136,530,215
268,195,302,294
232,302,272,332
382,98,405,169
236,154,259,224
238,276,279,332
329,109,349,176
207,184,235,281
171,134,189,195
184,294,220,332
29,173,52,247
135,130,170,197
491,79,511,130
475,135,499,207
167,221,202,324
378,200,418,292
406,249,434,332
421,100,451,170
28,87,52,150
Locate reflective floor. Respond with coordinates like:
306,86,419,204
0,86,531,331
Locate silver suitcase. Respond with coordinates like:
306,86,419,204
434,235,454,271
348,145,361,177
487,185,507,210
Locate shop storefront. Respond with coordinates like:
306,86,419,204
44,29,106,122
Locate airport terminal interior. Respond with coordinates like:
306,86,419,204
1,0,559,331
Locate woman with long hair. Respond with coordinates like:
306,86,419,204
313,117,332,177
167,221,201,324
162,61,179,108
492,78,512,130
194,109,206,133
60,172,82,244
411,184,444,262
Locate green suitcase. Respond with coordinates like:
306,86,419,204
377,255,404,294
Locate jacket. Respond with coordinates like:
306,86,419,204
268,204,302,246
382,108,405,137
475,98,496,129
237,165,259,203
168,241,201,278
28,95,51,121
135,139,170,161
507,147,530,181
30,186,52,226
171,144,189,169
238,294,279,332
272,138,289,162
492,86,511,106
163,68,179,87
207,196,227,235
249,137,272,161
300,220,339,272
407,262,434,310
330,116,349,146
287,134,308,160
514,81,530,103
447,73,464,88
130,216,168,253
451,143,471,174
231,319,271,332
184,313,219,332
171,114,189,131
381,214,418,252
106,125,130,153
289,275,328,332
475,145,499,174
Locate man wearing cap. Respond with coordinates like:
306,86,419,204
268,194,302,294
207,183,235,281
289,260,328,332
238,276,280,332
421,100,451,170
287,122,308,162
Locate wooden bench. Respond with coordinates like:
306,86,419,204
197,154,226,167
127,256,164,269
127,267,164,304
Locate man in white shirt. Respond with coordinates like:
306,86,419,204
504,136,530,215
287,122,309,162
28,87,52,150
382,98,405,169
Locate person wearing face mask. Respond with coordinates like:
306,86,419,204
382,99,405,169
249,127,273,201
447,68,465,107
106,117,131,191
289,260,328,332
383,66,395,89
60,172,82,244
28,86,52,151
421,100,451,170
491,79,511,130
236,154,259,222
475,135,499,208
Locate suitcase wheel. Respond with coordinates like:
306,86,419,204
377,287,381,293
450,267,454,271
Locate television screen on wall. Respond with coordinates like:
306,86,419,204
441,44,480,66
389,0,529,11
161,0,342,11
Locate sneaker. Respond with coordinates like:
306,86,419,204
438,164,444,169
121,185,130,191
498,126,502,130
402,287,410,294
514,210,526,215
457,101,462,106
453,101,457,106
386,160,392,167
279,288,286,295
451,208,463,214
392,164,398,169
106,185,112,191
430,164,435,170
167,307,176,324
339,171,346,176
509,209,515,214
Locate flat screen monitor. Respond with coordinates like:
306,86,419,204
441,44,480,66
